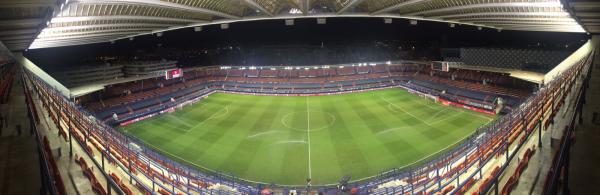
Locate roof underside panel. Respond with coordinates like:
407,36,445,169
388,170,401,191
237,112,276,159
568,1,600,34
0,0,585,50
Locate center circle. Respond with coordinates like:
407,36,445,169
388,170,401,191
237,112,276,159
281,110,336,132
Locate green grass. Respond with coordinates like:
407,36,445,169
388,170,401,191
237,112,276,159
119,88,493,186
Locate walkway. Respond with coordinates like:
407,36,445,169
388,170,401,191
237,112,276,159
569,44,600,195
0,70,40,195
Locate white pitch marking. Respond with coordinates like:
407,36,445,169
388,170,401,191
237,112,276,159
429,109,465,125
246,130,281,139
375,126,415,136
306,97,312,179
380,95,433,126
165,114,194,128
187,105,229,132
428,106,449,120
273,140,308,145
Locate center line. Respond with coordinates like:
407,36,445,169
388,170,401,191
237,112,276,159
306,97,312,179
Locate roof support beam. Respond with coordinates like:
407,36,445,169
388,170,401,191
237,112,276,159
30,39,113,49
242,0,273,16
0,0,57,8
303,0,310,15
569,2,600,8
0,29,38,36
34,32,137,41
500,26,585,32
70,0,241,19
336,0,367,14
575,12,600,17
0,35,36,41
404,2,562,16
455,17,576,22
32,37,118,45
4,43,30,48
493,24,583,28
467,21,580,25
371,0,428,15
433,12,571,19
38,28,155,38
50,15,206,24
41,23,173,33
0,18,45,27
1,38,31,44
493,24,585,32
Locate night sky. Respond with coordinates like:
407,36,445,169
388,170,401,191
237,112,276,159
25,17,589,71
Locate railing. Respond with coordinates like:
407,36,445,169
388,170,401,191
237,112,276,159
543,50,595,195
22,71,65,195
23,69,126,195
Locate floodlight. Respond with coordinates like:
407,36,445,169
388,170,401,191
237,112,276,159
221,23,229,29
285,19,294,26
317,18,326,24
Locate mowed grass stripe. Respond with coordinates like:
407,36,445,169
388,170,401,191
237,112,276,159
197,95,266,169
338,94,404,174
279,97,309,184
312,96,369,184
220,96,282,178
120,89,491,185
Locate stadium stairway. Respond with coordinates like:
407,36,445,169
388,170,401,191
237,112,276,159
0,70,41,195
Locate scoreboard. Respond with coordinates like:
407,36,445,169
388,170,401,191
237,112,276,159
165,68,183,79
431,61,450,72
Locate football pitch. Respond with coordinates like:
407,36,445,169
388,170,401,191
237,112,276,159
119,88,493,185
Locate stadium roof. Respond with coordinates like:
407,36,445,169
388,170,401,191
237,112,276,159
567,1,600,34
0,0,589,51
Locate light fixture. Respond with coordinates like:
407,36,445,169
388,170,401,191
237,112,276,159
285,19,294,26
221,23,229,29
384,18,392,24
317,18,326,24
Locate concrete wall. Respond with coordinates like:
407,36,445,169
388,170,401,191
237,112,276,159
0,41,15,68
14,53,70,97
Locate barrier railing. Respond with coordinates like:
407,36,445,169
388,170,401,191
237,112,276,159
23,68,127,195
22,70,63,195
543,50,595,195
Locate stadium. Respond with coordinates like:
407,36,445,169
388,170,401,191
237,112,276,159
0,0,599,195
